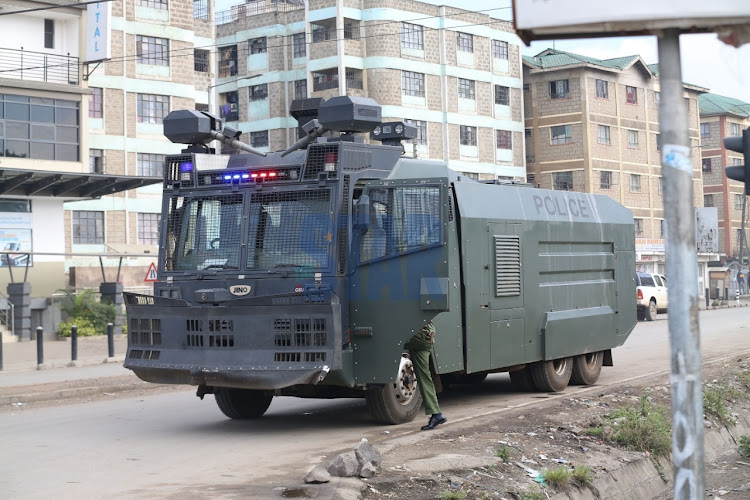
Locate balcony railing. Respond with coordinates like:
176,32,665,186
216,0,304,26
0,48,79,85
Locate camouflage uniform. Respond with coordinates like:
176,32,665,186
404,321,440,415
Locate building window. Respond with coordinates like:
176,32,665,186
731,123,741,136
626,86,637,104
659,177,664,195
600,171,611,189
634,218,643,237
73,211,104,244
404,119,427,145
492,40,508,59
460,125,476,146
343,19,360,40
195,103,209,112
628,129,638,148
251,131,269,148
219,45,238,77
527,173,535,185
0,94,80,161
402,71,425,97
249,83,268,101
219,91,238,121
595,79,608,99
293,33,306,58
736,194,745,210
345,68,363,90
550,125,572,144
294,79,307,99
194,49,209,72
553,171,573,191
654,91,660,108
137,94,169,124
702,158,712,173
311,20,333,42
136,35,169,66
656,134,662,151
630,174,641,193
313,68,338,91
89,87,103,118
137,213,161,245
550,79,569,99
523,83,530,92
525,129,532,138
138,0,167,8
193,0,207,20
700,123,710,139
494,85,509,106
401,22,423,49
458,79,475,99
704,194,714,207
496,130,512,150
89,149,104,173
597,125,611,145
734,157,744,166
44,19,54,49
136,153,164,176
456,32,473,52
248,37,267,54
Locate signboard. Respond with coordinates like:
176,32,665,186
512,0,750,44
696,207,719,253
85,2,112,63
0,212,33,267
144,262,158,282
636,238,665,254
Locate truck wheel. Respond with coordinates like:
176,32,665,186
530,357,573,392
637,308,646,321
570,351,603,385
214,388,273,419
365,355,423,425
509,366,535,392
646,300,657,321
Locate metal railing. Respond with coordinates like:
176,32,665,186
0,48,79,85
215,0,304,26
193,0,208,20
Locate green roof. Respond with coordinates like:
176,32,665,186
523,49,640,71
699,93,750,117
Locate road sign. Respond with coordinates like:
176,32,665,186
144,262,158,282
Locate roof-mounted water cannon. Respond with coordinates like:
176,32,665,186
163,110,267,157
281,96,382,157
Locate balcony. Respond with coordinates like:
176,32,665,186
215,0,304,26
0,48,79,86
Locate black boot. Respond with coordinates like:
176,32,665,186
421,413,447,431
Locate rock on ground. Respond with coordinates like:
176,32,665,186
328,451,359,477
303,465,331,484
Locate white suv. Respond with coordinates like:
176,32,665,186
636,272,668,321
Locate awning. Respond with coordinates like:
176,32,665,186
0,168,162,199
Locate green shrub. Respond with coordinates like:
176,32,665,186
704,384,737,425
540,466,572,490
57,317,98,337
495,445,513,462
739,435,750,458
607,396,672,457
439,491,466,500
516,494,544,500
57,289,116,336
571,465,594,487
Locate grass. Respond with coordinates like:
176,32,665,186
516,493,544,500
438,491,467,500
540,466,572,490
738,371,750,392
703,383,737,425
589,396,672,457
740,435,750,458
495,445,513,463
571,465,594,487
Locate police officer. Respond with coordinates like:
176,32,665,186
405,321,447,431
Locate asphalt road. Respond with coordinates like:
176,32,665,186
1,307,749,499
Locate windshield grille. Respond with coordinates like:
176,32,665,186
247,189,332,270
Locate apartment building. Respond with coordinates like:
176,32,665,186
523,49,708,277
699,93,750,259
63,0,215,288
213,0,524,181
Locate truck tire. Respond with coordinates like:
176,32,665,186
646,300,657,321
365,355,423,424
637,308,646,321
530,357,573,392
214,388,273,419
570,351,603,385
509,366,535,392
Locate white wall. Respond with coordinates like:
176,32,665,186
0,13,80,56
32,198,66,263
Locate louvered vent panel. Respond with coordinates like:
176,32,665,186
495,235,521,297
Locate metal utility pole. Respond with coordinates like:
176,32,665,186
657,29,705,499
739,197,747,266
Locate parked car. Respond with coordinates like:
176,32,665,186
636,272,668,321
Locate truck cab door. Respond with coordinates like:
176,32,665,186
656,274,668,309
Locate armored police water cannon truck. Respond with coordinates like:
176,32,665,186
124,96,637,424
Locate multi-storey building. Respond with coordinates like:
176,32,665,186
63,0,215,288
213,0,524,181
523,49,708,278
699,93,750,259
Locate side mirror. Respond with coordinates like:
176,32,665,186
354,194,371,231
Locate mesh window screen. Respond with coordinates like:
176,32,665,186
165,194,244,271
247,189,332,270
361,186,441,262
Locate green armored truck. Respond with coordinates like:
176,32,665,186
124,97,637,424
